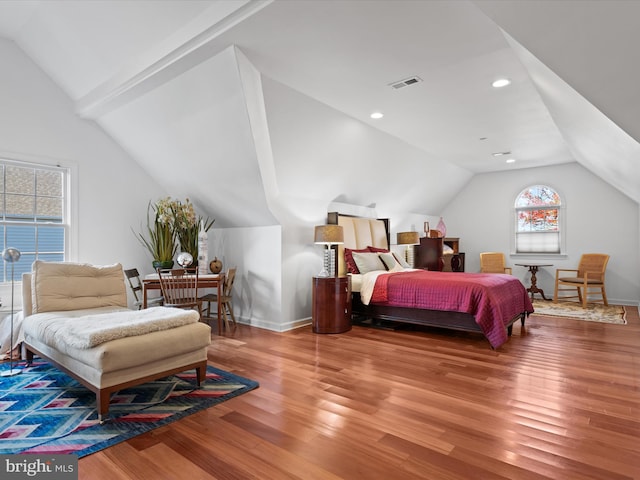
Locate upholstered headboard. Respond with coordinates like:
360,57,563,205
327,212,390,276
22,261,128,316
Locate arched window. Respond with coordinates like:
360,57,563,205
514,185,561,254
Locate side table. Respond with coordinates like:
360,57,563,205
312,276,351,333
515,263,553,301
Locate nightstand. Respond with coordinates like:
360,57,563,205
312,276,351,333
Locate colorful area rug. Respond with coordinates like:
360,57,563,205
532,300,627,324
0,360,258,457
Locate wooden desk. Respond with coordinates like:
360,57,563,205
515,263,552,301
143,273,225,333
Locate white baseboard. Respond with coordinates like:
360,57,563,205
232,316,311,332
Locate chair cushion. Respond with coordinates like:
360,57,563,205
558,276,603,285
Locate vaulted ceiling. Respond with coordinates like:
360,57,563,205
0,0,638,227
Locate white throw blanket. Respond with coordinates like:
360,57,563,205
32,307,200,349
0,311,24,359
359,271,386,305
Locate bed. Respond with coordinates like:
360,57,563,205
328,212,533,348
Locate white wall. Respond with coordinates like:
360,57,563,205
209,225,285,330
443,162,640,305
0,39,167,308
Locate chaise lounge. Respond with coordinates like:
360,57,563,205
21,261,212,421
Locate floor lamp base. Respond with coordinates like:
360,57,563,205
1,367,22,377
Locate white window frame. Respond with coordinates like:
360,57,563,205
0,154,78,308
512,184,566,257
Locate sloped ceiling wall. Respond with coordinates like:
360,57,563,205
262,76,472,215
475,0,640,203
98,45,277,228
503,34,640,202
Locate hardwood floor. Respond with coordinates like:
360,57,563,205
80,306,640,479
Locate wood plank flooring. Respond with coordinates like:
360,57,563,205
80,306,640,479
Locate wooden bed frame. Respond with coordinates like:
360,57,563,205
327,212,526,343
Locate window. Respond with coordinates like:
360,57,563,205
514,185,561,254
1,160,69,283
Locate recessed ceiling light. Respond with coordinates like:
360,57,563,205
492,78,511,88
370,112,384,119
492,151,511,156
506,158,516,164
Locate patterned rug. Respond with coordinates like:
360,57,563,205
0,360,258,457
532,300,627,324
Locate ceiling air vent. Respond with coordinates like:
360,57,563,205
389,76,423,90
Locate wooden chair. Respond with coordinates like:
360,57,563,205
479,252,512,274
124,268,162,309
553,254,610,308
157,267,202,318
201,267,237,334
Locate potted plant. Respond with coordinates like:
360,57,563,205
172,198,214,265
136,197,178,269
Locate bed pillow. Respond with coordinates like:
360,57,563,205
344,248,370,274
367,246,389,253
393,252,411,269
379,252,404,272
352,252,387,274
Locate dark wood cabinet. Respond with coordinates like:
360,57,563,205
414,237,444,271
414,236,465,272
312,276,352,333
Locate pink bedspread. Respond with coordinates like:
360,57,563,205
370,270,534,348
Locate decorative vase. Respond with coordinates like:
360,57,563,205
436,217,447,238
197,221,208,275
152,260,174,270
209,257,223,274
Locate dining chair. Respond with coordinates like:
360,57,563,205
124,267,163,309
156,267,203,318
479,252,512,274
553,253,610,308
201,267,237,333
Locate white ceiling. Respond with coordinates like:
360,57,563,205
0,0,638,204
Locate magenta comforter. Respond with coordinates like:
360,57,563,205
370,270,534,348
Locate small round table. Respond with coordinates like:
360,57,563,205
515,263,553,301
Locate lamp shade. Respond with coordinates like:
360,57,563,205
314,225,344,245
397,231,419,245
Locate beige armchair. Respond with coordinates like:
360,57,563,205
554,254,609,308
480,252,512,274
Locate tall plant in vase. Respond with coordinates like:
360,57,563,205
172,198,214,266
135,197,178,270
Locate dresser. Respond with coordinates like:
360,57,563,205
414,236,465,272
414,237,444,271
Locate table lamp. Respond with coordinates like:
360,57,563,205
314,225,344,277
1,247,21,377
397,231,419,267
